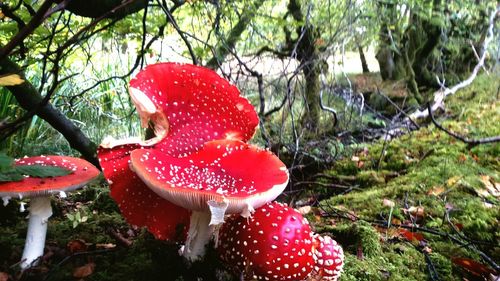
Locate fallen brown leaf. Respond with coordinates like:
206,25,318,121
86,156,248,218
428,186,445,196
451,257,497,278
479,175,499,197
73,262,96,278
383,198,395,208
407,206,425,220
399,229,424,242
67,239,88,254
0,272,8,281
446,176,461,187
458,154,467,163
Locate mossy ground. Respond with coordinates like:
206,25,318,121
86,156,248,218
0,74,498,280
316,73,499,280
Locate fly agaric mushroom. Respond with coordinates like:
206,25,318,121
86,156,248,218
217,201,315,281
97,142,191,241
129,139,289,261
98,62,259,241
128,62,259,154
310,234,344,281
0,156,99,269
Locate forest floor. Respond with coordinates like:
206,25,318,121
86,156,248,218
0,72,498,281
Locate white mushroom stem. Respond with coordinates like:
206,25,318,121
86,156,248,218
182,200,229,261
182,211,214,261
20,197,52,269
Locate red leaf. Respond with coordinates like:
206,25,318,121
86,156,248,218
67,239,87,254
399,229,424,242
73,262,96,278
451,257,497,278
0,272,8,281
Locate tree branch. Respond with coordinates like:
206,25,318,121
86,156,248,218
0,58,99,168
0,0,56,60
205,0,266,69
427,103,500,147
409,6,500,121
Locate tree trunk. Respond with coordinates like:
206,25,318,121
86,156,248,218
376,0,443,104
301,62,321,132
288,0,323,133
357,41,370,73
0,58,99,168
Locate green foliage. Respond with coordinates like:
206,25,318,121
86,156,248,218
66,209,89,228
14,165,72,178
0,153,72,181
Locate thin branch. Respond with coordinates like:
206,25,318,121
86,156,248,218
140,2,149,69
427,103,500,147
319,74,338,127
409,6,500,120
0,0,56,60
320,203,500,271
158,0,198,65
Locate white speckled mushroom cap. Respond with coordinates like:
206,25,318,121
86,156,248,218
129,139,289,215
0,155,99,198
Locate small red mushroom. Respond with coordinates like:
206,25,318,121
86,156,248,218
0,156,99,269
311,234,344,281
130,140,289,260
217,202,315,281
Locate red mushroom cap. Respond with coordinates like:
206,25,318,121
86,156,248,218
129,62,259,157
129,139,288,215
97,62,260,240
311,234,344,281
98,144,190,241
0,155,99,197
218,202,315,281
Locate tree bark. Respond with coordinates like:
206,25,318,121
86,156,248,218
376,0,443,103
357,40,370,73
63,0,149,19
0,58,99,168
288,0,322,133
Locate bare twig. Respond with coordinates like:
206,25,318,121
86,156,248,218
427,103,500,147
157,0,198,65
319,73,338,127
320,203,500,271
0,0,56,60
409,6,500,120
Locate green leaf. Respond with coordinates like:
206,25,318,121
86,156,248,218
14,165,73,178
0,152,14,172
66,213,74,220
0,172,23,182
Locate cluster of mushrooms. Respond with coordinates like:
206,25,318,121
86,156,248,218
0,63,344,280
98,63,344,280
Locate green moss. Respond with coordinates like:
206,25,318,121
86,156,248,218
317,73,500,280
341,243,428,281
